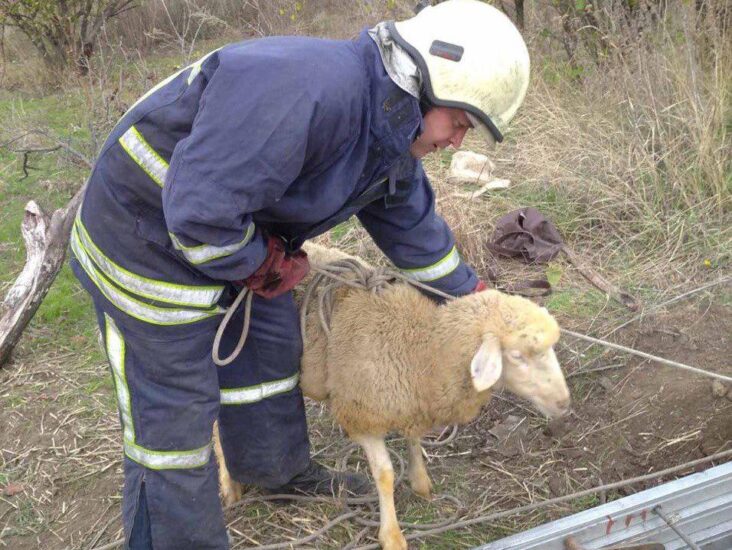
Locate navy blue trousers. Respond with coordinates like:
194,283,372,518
74,259,310,549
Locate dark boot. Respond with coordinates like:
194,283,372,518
269,460,371,496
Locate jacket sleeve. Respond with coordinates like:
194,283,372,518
356,161,478,297
162,50,360,281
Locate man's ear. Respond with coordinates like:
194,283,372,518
470,334,503,392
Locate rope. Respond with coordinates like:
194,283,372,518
212,286,253,366
350,447,732,550
212,259,452,367
561,329,732,383
299,260,453,342
215,257,729,385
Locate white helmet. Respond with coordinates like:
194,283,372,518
390,0,530,143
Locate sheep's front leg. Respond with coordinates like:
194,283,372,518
407,438,432,500
353,434,407,550
213,421,244,507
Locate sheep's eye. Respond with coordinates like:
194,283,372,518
508,350,523,361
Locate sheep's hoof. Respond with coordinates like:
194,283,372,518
379,527,408,550
409,473,433,500
221,480,244,507
413,485,433,501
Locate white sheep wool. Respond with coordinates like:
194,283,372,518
389,0,530,144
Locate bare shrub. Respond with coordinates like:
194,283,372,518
106,0,410,53
0,0,136,74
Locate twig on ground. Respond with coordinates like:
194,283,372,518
231,511,359,550
599,276,732,344
562,246,640,311
1,128,93,170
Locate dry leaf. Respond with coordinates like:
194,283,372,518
3,482,24,496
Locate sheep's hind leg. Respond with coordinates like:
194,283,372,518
213,421,244,507
407,438,432,500
353,434,407,550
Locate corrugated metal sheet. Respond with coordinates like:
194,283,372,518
475,461,732,550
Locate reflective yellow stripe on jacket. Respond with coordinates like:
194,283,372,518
72,216,224,325
400,246,461,282
117,123,256,267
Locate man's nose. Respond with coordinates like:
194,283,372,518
450,127,468,148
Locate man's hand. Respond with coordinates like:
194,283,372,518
244,236,310,298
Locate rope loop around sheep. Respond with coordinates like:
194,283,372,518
212,258,731,382
212,259,453,367
298,259,454,343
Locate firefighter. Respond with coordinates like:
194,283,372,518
70,1,529,547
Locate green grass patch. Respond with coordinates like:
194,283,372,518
329,218,359,243
571,494,601,513
545,288,614,319
5,499,45,537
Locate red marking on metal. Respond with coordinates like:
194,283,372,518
625,514,634,527
606,516,616,535
641,510,648,522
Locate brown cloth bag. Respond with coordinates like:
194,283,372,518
488,207,564,264
485,207,564,296
487,207,639,309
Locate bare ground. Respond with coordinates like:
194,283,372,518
1,286,730,549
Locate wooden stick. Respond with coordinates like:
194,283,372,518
561,245,640,311
0,131,92,368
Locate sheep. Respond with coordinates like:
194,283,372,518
215,243,571,550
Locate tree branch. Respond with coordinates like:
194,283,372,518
0,129,92,367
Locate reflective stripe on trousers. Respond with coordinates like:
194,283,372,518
95,307,228,549
104,313,212,469
80,287,310,548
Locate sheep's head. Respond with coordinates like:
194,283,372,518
469,292,571,419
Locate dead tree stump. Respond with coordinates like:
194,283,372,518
0,186,85,367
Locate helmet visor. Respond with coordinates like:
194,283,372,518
466,112,498,148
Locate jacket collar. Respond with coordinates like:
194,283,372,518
354,30,423,166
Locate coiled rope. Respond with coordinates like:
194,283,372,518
212,259,452,367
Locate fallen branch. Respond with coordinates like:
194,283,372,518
561,245,640,311
0,130,91,367
0,187,86,367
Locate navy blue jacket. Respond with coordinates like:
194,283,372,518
73,30,477,322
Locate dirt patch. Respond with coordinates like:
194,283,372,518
0,349,123,550
1,300,729,549
571,302,731,479
455,300,731,516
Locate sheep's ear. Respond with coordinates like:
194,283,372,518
470,334,503,392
